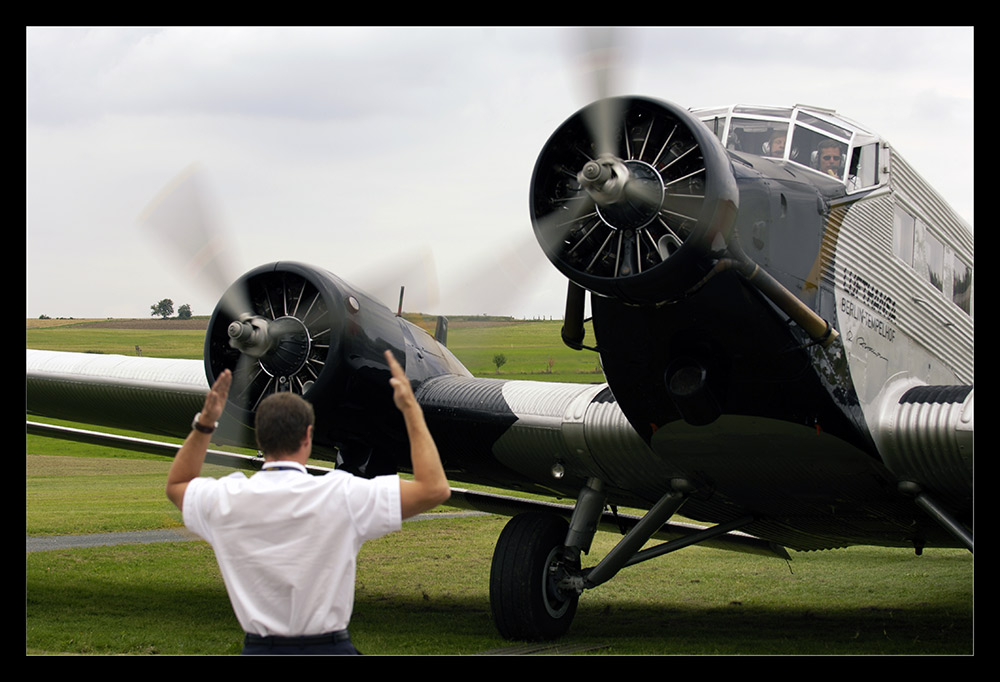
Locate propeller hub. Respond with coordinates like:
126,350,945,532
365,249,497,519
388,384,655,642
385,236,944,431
225,314,313,379
228,315,271,358
593,160,664,231
577,154,630,205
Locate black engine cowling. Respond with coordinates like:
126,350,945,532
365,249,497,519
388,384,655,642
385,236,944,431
530,96,739,304
204,261,407,475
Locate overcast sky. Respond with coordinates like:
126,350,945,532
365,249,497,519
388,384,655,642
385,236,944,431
26,26,973,320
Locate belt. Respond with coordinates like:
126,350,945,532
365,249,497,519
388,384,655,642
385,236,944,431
244,630,351,646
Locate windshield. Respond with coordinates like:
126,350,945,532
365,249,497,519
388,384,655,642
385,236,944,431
694,104,882,189
790,113,851,180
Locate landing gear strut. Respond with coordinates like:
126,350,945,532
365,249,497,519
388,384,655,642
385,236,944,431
489,478,759,641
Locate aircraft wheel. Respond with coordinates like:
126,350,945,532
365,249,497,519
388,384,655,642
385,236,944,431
489,512,580,641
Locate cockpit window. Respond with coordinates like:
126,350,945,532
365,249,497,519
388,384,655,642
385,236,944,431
695,104,884,190
792,125,848,180
725,118,790,159
848,142,880,188
793,111,851,140
732,106,794,118
700,110,728,144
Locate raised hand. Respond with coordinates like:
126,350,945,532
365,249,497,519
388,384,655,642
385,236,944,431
200,369,232,425
385,350,417,413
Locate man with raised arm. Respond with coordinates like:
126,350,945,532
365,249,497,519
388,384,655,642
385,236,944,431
167,350,450,654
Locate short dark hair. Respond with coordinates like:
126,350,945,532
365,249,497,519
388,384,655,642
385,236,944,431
254,393,315,456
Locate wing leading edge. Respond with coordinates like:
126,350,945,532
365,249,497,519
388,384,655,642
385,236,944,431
26,349,251,447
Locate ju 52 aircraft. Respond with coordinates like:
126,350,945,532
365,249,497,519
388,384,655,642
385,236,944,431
27,96,973,641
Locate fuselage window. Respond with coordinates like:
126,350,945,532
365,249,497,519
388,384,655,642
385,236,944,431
924,228,945,292
952,253,973,315
894,204,971,316
892,206,914,265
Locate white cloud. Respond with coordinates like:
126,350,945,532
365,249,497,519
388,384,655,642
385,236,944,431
26,26,973,320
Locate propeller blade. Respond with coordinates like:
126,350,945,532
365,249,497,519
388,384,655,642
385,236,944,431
137,164,250,319
533,189,599,264
573,27,627,158
346,247,440,315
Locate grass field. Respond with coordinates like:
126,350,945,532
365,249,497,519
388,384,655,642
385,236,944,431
26,316,605,381
26,319,974,655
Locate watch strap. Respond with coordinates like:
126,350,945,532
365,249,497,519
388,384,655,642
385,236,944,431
192,412,217,434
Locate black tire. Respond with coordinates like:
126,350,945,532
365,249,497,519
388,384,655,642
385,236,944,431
489,512,580,641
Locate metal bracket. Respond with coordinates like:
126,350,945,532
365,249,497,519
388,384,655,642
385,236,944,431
575,478,694,590
898,481,973,553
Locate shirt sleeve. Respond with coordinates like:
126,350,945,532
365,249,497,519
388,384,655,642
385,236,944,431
344,473,402,541
182,473,245,543
182,476,215,543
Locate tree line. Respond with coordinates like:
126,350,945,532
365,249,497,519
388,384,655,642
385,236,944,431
150,299,192,320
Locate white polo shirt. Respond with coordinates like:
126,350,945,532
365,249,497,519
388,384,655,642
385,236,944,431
182,461,401,637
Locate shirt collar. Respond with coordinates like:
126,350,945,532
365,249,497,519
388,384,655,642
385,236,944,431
260,461,308,474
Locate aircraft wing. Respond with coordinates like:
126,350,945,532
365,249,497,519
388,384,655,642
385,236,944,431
26,348,789,559
27,349,206,422
26,348,255,446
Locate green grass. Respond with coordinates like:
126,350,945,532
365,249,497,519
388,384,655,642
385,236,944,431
26,514,974,655
445,320,605,382
25,317,606,381
28,454,179,535
25,321,974,655
26,447,973,655
26,327,207,359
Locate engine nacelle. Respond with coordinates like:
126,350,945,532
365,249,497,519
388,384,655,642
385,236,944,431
204,261,408,475
530,97,739,304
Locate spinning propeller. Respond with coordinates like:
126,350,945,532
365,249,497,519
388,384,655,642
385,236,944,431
532,29,739,307
137,165,437,429
530,96,739,305
137,164,251,321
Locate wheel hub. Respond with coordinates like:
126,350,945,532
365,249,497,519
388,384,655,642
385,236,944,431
542,547,576,618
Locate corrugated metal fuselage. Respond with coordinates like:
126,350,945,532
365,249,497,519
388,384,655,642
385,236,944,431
568,148,973,551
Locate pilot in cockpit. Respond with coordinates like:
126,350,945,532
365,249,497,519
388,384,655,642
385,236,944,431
765,130,786,158
816,139,844,177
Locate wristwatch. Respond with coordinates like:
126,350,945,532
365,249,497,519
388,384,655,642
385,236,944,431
191,412,218,434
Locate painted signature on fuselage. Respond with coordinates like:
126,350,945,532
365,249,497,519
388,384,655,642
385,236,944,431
846,331,888,362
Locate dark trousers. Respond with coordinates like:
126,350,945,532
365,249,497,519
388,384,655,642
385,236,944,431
241,630,360,655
